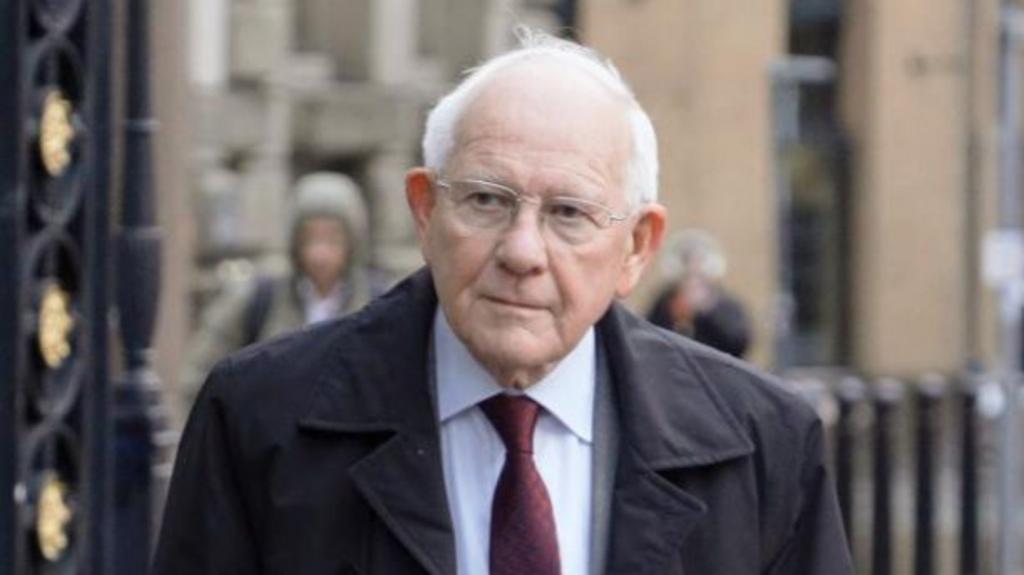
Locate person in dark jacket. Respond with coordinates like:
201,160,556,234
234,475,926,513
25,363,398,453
155,30,851,575
647,229,752,358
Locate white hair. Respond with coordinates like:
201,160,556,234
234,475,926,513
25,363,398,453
421,28,659,206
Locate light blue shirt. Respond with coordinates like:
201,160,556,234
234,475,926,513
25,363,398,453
434,309,595,575
296,278,345,325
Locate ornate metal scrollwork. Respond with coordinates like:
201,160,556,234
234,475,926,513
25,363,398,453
2,0,122,570
37,282,74,369
31,0,86,34
35,471,73,562
39,90,75,178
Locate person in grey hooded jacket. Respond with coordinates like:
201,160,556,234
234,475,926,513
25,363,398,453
179,171,380,414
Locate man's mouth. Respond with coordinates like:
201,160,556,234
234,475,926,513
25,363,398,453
482,295,546,310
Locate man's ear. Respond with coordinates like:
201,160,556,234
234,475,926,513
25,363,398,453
405,167,436,251
615,203,667,298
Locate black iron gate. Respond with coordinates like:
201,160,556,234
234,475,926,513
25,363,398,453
1,0,164,573
1,0,115,572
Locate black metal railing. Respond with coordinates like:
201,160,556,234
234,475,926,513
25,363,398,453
791,371,999,575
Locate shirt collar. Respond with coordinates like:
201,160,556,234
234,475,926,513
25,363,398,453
434,309,595,443
297,277,345,305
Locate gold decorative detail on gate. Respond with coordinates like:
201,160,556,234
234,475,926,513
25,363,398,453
39,284,74,368
40,90,75,177
36,472,73,561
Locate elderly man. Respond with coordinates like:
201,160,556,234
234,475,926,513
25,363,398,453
154,33,852,575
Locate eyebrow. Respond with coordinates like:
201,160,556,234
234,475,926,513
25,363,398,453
457,174,605,204
458,168,510,186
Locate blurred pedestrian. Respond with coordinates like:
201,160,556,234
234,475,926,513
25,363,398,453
178,171,379,413
647,229,752,358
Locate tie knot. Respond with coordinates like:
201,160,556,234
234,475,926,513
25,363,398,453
481,394,541,454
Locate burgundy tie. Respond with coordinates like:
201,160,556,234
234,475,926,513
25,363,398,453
481,394,561,575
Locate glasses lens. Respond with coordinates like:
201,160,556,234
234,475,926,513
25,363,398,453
447,180,516,228
544,197,605,244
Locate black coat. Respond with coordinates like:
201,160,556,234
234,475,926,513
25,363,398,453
154,269,853,574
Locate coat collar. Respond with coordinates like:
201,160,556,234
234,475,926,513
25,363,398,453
298,269,452,575
297,268,754,575
596,303,754,470
595,305,754,574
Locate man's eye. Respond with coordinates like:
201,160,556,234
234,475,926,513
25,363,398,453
547,202,591,223
466,191,511,210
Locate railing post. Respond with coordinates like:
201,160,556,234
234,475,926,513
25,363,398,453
835,375,867,546
872,378,904,575
913,374,946,575
959,372,982,575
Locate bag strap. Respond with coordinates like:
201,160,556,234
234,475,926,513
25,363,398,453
243,275,274,346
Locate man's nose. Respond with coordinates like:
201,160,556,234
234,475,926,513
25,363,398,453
494,209,548,275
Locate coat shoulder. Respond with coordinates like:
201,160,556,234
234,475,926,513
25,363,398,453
630,316,824,455
194,321,344,440
626,312,821,431
643,323,844,566
683,335,820,428
194,272,433,438
195,295,378,431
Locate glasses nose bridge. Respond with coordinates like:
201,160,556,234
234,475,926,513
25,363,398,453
506,192,547,228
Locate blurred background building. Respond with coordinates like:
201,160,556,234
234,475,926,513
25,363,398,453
587,0,1003,377
156,0,581,400
153,0,1008,393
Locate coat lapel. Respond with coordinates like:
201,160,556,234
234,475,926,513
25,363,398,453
297,270,457,575
598,304,756,574
604,446,708,574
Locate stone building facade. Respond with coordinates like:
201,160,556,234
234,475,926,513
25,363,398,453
155,0,571,397
157,0,1017,390
187,0,571,280
584,0,1006,375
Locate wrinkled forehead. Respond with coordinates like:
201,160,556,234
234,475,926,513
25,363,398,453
451,61,633,186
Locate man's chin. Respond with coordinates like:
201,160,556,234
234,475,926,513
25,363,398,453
465,336,563,386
